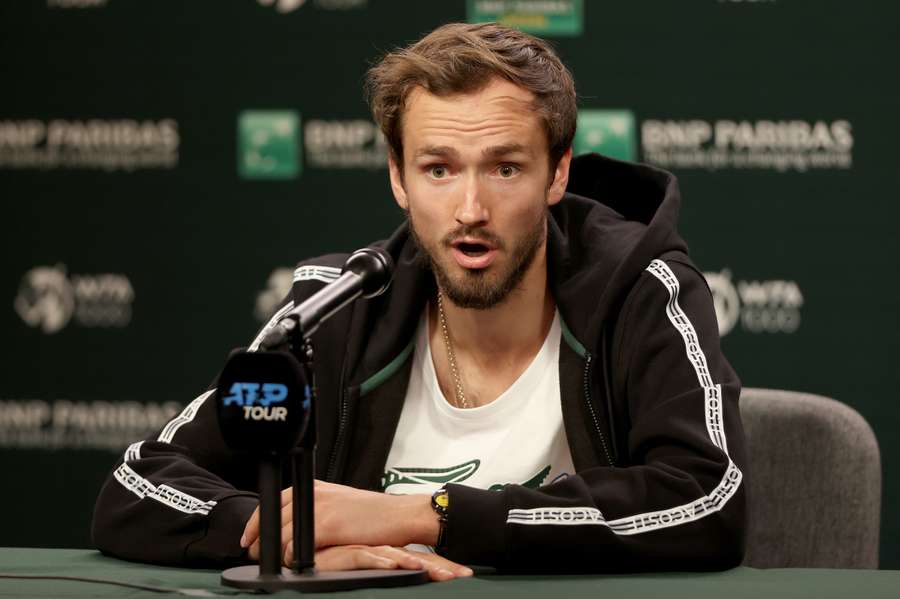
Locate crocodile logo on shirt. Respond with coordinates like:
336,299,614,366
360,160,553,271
489,465,552,491
382,461,560,492
381,459,480,491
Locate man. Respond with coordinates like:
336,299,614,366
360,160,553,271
93,23,746,579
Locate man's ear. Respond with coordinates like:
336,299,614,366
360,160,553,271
388,152,408,210
547,147,573,207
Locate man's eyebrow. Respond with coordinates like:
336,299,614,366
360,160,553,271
413,143,534,160
413,145,459,160
482,143,532,158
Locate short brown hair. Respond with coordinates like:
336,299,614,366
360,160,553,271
366,22,577,171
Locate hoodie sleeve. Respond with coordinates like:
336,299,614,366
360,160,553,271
90,293,300,566
443,258,746,572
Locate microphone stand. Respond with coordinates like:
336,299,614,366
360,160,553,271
291,340,316,574
220,321,429,592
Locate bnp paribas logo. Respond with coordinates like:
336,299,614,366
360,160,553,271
238,110,301,180
467,0,583,36
574,110,637,162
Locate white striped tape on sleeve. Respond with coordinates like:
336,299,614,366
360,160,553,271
248,264,340,351
113,391,221,514
293,265,341,285
157,389,215,444
507,259,743,534
113,462,217,516
124,440,144,463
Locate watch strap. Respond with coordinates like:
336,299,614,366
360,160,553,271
431,487,449,551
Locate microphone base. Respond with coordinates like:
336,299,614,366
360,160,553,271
221,565,430,592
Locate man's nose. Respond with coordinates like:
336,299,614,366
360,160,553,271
454,174,489,226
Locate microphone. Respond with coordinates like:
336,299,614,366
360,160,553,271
215,245,427,592
261,247,394,350
215,350,312,577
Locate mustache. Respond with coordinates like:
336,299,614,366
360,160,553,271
441,225,504,249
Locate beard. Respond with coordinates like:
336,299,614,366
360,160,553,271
407,209,547,310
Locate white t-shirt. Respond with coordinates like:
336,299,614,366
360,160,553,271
382,308,575,497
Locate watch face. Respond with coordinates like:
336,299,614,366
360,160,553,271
432,488,449,518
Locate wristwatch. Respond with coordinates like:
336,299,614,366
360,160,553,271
431,487,450,552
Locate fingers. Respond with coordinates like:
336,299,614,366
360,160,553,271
285,543,473,583
240,506,259,551
314,546,399,571
364,546,428,572
250,519,296,565
241,487,294,550
281,501,294,531
245,514,292,563
281,521,299,566
365,546,472,582
404,548,474,581
313,545,450,580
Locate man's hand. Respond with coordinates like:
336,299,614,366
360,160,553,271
241,480,441,562
311,545,472,582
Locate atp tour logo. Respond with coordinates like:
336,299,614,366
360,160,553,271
704,269,804,336
222,382,305,422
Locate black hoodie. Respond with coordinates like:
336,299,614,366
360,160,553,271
92,154,747,572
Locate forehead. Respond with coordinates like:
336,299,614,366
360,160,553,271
401,78,546,158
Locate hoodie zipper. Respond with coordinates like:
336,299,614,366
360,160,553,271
583,353,615,467
325,355,351,482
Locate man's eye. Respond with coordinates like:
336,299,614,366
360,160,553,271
498,165,519,178
429,166,448,178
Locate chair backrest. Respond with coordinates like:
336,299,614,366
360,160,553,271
740,388,881,568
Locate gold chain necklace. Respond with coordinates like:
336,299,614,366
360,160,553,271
436,292,469,409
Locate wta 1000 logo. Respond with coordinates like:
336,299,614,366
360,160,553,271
15,264,134,334
222,382,294,422
704,269,804,336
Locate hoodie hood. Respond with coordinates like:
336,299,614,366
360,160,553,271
549,153,688,351
343,153,688,387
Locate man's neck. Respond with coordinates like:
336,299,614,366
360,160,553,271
431,247,555,369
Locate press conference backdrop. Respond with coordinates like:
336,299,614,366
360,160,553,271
1,0,897,566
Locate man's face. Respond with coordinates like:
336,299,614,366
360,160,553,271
388,78,571,309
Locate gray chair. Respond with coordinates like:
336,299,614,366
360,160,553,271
740,388,881,568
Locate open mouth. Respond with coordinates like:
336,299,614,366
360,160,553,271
450,238,498,269
455,241,491,257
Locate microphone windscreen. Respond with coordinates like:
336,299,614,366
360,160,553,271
343,247,394,298
215,351,310,454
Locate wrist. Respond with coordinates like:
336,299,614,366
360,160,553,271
398,493,440,546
